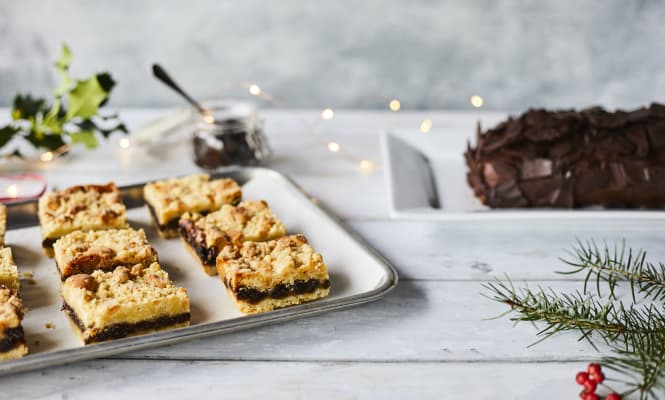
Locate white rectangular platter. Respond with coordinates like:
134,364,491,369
381,130,665,220
0,167,398,375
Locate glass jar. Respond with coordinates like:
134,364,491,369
192,101,271,169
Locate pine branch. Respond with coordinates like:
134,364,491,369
484,240,665,399
560,239,665,303
604,339,665,399
483,279,665,349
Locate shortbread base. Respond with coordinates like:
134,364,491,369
181,240,217,276
228,287,330,314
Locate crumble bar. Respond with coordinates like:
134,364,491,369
61,263,190,344
144,174,242,238
0,286,28,360
0,248,19,291
216,234,330,314
179,200,286,275
53,228,158,279
38,183,128,256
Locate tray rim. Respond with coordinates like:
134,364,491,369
0,167,399,376
381,130,665,220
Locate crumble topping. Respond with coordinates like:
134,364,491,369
217,234,329,290
180,200,286,248
38,183,128,241
54,228,158,278
144,174,242,225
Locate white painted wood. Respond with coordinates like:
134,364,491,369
2,359,601,400
349,219,665,280
119,281,617,362
0,108,653,398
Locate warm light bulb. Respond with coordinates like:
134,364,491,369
420,119,432,133
321,108,334,120
119,138,131,149
202,113,215,124
40,151,54,162
327,142,340,152
470,95,484,108
389,99,401,112
359,160,374,171
249,84,262,96
6,184,18,198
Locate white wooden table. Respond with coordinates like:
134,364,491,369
2,109,661,399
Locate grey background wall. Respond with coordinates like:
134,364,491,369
1,0,664,110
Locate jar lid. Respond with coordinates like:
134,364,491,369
201,100,257,125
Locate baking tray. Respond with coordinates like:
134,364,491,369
0,167,399,376
381,131,665,220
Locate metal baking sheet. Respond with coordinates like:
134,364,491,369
381,131,665,220
0,167,399,376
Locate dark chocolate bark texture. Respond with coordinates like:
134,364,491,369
465,103,665,208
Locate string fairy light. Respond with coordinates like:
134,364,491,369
327,141,340,152
470,95,484,108
40,151,54,162
420,119,432,133
321,108,334,120
27,78,483,169
359,159,374,172
6,184,18,198
249,84,262,96
241,83,376,172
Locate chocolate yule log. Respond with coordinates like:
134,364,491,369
465,103,665,208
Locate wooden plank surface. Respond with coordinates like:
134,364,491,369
5,359,589,400
0,109,654,399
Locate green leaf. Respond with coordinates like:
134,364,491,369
53,45,73,98
12,94,45,120
54,44,73,70
75,119,127,138
65,75,109,120
69,130,99,149
0,125,19,148
25,130,66,150
42,100,63,133
96,72,115,93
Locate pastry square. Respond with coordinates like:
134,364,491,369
216,234,330,314
0,248,19,291
53,228,158,279
179,200,286,275
0,204,6,247
61,263,190,344
0,286,28,360
38,183,128,256
144,174,242,238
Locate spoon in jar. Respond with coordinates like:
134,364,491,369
152,63,214,123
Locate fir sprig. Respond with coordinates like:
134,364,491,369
560,239,665,302
484,240,665,399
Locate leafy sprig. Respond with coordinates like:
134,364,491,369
484,241,665,399
560,239,665,302
0,44,126,157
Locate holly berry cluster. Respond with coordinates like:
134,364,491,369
575,363,621,400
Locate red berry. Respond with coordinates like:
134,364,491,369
590,371,605,383
588,363,602,375
587,394,600,400
583,379,598,393
576,371,590,385
605,393,622,400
